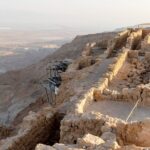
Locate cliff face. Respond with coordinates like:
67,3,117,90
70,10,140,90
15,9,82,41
0,32,116,126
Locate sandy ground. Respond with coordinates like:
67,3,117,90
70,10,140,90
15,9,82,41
86,100,150,122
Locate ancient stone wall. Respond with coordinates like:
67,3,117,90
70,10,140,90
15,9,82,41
126,29,143,50
78,56,96,70
81,43,96,57
141,33,150,52
142,29,150,39
106,29,131,57
103,51,150,106
0,108,55,150
68,49,129,114
117,119,150,147
60,112,121,144
104,83,150,106
145,52,150,62
93,49,129,101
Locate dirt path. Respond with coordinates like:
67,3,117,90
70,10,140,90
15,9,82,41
86,100,150,122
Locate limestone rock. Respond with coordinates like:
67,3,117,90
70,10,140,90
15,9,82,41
106,29,131,57
126,29,143,50
117,145,145,150
35,144,56,150
82,43,92,57
101,132,116,141
77,133,105,148
102,140,120,149
101,123,112,133
117,119,150,147
53,143,84,150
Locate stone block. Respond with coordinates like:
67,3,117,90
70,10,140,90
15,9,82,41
77,133,105,148
35,144,56,150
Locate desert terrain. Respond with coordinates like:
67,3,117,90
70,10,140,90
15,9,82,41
0,28,149,150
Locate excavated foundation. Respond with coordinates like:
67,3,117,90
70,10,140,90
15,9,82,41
0,108,65,150
1,29,150,150
35,29,150,149
46,112,65,146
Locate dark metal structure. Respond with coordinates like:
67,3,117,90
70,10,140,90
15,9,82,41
40,60,71,105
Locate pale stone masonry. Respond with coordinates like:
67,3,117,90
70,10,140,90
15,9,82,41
0,108,56,150
0,29,150,150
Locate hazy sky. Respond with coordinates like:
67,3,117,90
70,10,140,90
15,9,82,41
0,0,150,32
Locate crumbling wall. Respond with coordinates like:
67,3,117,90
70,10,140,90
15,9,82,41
81,43,96,57
67,43,97,71
142,29,150,39
106,29,131,57
126,51,150,86
104,84,150,106
93,49,129,101
78,56,96,70
103,51,150,106
121,84,150,106
60,112,121,144
96,40,109,49
68,49,129,114
0,108,56,150
141,33,150,52
126,29,143,50
117,119,150,147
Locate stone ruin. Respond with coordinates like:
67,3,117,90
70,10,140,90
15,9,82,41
0,28,150,150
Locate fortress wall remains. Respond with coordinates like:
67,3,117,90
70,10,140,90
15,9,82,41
93,49,129,101
0,108,55,150
117,119,150,147
60,112,121,144
106,29,131,57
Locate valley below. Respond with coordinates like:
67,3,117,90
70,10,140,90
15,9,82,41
0,30,71,73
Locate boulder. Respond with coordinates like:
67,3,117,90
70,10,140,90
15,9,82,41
77,133,105,148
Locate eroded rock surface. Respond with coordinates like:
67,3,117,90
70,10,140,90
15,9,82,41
0,29,150,150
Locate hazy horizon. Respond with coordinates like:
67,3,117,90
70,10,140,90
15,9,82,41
0,0,150,33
